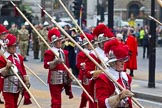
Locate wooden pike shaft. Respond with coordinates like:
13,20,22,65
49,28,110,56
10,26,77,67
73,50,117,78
24,64,48,87
149,15,162,26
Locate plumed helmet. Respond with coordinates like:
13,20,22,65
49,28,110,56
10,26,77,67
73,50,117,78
0,24,8,35
80,33,94,46
104,38,129,64
48,28,62,43
93,24,114,44
5,34,17,47
3,20,9,26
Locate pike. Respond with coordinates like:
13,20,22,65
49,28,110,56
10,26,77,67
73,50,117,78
10,0,94,103
24,64,48,87
0,50,42,108
148,15,162,26
157,0,162,7
39,4,144,108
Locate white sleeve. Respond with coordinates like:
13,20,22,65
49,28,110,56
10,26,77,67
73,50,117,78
105,98,111,108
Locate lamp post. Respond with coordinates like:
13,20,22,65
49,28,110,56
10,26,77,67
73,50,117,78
108,0,114,29
148,0,156,88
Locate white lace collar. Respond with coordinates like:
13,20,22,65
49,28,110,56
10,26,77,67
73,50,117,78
105,67,128,81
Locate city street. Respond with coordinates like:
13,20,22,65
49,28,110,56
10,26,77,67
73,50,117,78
0,46,162,108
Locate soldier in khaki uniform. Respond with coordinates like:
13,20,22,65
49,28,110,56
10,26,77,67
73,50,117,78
39,21,48,62
32,24,40,59
17,24,29,61
9,23,18,38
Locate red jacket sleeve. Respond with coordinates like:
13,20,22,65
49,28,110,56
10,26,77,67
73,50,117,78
44,50,55,69
85,53,101,79
95,74,115,108
76,51,86,69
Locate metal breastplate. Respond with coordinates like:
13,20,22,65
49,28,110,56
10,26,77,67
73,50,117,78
50,70,68,85
3,75,20,93
3,67,23,93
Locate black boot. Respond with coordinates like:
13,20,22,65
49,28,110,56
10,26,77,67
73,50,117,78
130,70,134,77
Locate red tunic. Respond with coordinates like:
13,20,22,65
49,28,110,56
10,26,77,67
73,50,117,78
84,52,101,108
95,73,115,108
125,35,138,70
0,54,27,81
95,70,132,108
85,53,101,79
0,53,27,108
44,49,69,83
44,48,72,108
76,51,87,80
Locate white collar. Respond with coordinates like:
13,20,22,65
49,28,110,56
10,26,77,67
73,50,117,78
4,51,19,59
105,67,128,81
83,48,90,54
51,47,63,52
51,47,63,56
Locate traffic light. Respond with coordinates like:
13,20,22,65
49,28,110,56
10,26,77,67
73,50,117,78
72,0,82,19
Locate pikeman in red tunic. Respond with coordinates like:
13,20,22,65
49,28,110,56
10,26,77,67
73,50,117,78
84,24,114,108
94,38,134,108
0,24,9,104
0,34,31,108
76,33,94,108
44,28,73,108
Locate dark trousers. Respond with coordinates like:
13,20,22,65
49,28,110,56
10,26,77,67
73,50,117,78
143,45,149,58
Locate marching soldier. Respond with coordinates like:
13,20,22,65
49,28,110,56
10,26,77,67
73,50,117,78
31,24,40,59
94,38,134,108
39,21,49,62
84,24,114,107
9,23,18,38
0,34,31,108
76,33,94,108
92,24,114,64
44,28,73,108
17,24,30,61
0,24,9,104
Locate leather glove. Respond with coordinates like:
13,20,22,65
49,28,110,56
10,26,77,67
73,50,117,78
107,89,134,108
54,57,64,64
91,70,102,78
80,62,85,70
48,57,64,69
6,61,12,70
24,75,30,89
1,61,12,77
119,89,134,100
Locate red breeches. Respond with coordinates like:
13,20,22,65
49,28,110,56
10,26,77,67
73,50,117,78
3,92,19,108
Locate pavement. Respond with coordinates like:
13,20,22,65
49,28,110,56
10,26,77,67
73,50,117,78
0,46,162,108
